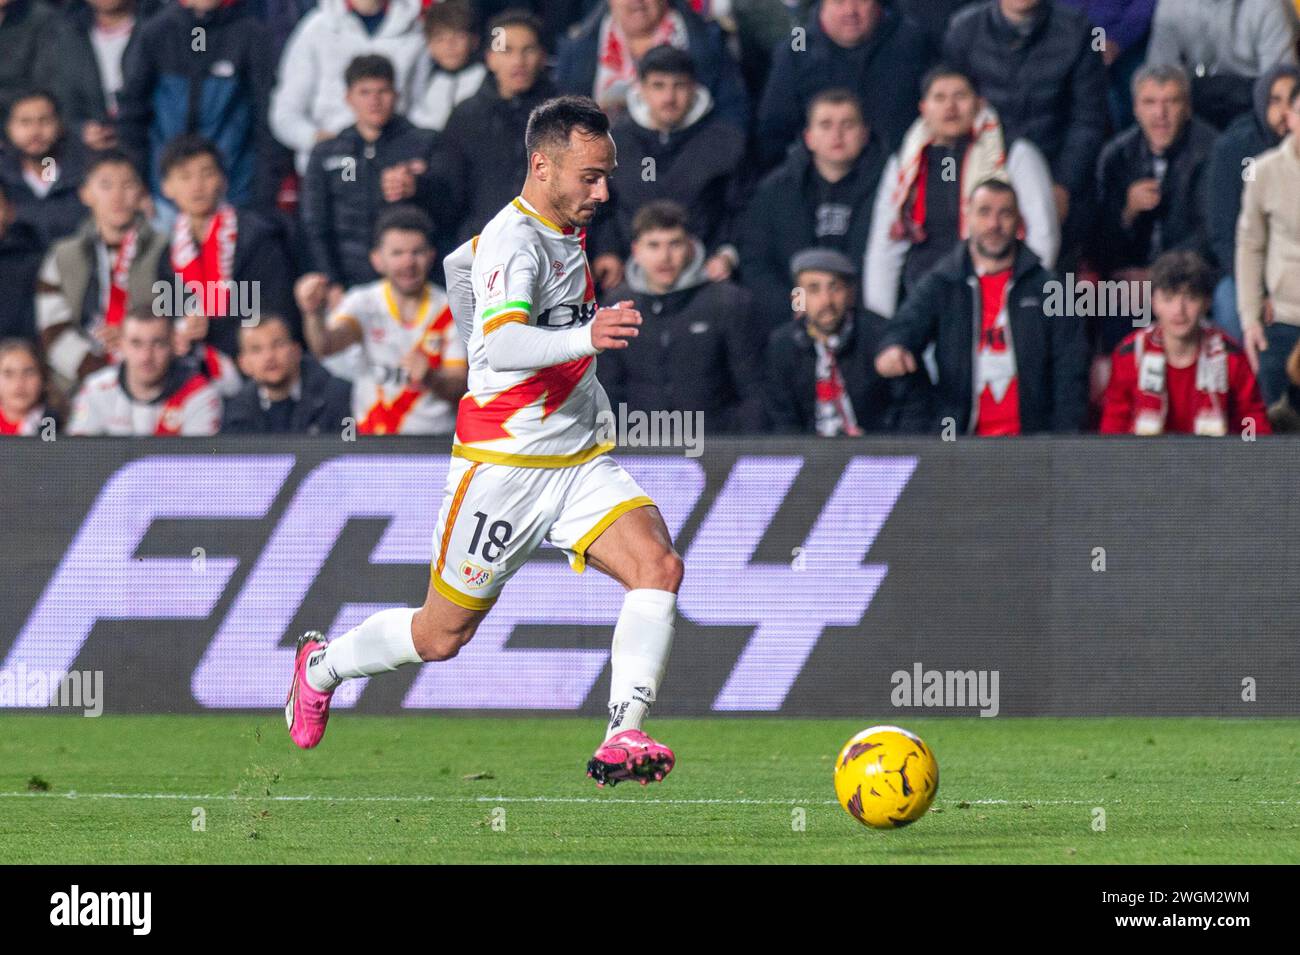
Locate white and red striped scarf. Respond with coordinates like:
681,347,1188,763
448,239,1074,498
1132,323,1229,436
103,228,139,328
171,203,238,317
813,329,862,437
594,8,688,107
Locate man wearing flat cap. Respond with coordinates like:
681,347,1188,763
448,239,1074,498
765,246,930,435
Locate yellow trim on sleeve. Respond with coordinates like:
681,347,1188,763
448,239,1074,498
482,311,529,335
431,572,497,611
451,441,614,469
570,496,657,574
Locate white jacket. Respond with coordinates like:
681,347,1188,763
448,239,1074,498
406,59,487,131
864,138,1060,318
270,0,426,174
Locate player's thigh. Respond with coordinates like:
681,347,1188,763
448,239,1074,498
424,457,551,656
549,456,683,592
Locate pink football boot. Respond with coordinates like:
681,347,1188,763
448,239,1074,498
285,631,333,749
587,729,675,788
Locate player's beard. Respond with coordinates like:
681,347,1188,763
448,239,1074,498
972,232,1014,262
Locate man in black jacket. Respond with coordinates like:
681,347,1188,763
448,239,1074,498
222,314,352,434
767,246,930,434
876,178,1087,434
301,54,463,295
0,89,92,247
596,200,766,434
757,0,933,169
442,9,556,242
943,0,1107,258
737,88,887,332
0,180,43,341
588,44,748,291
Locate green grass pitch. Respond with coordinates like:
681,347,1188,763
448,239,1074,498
0,715,1296,864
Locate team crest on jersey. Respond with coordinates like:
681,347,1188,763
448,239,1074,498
459,560,493,590
483,264,505,305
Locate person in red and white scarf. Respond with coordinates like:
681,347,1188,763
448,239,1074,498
68,310,221,436
35,151,168,394
0,338,58,437
1102,251,1270,436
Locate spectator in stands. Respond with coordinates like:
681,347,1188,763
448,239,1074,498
943,0,1108,257
67,309,222,435
36,152,168,394
1058,0,1156,129
1236,80,1300,406
117,0,277,211
1101,250,1269,435
1145,0,1298,129
405,0,487,132
596,200,766,434
47,0,152,154
1091,64,1216,351
157,134,296,363
301,54,463,294
865,65,1059,319
0,181,43,341
557,0,750,130
271,0,426,176
0,0,59,119
588,45,747,292
736,88,887,332
1205,64,1298,340
875,178,1088,435
297,206,466,435
0,89,92,247
0,337,57,436
221,313,353,434
757,0,932,168
442,9,554,241
767,247,930,434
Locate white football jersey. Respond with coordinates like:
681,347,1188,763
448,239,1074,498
450,196,609,466
328,280,466,435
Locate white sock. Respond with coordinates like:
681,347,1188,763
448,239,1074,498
605,589,676,739
305,608,422,692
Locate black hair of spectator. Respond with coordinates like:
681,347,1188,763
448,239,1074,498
637,45,696,82
804,88,864,127
631,199,690,240
485,8,545,49
525,95,610,157
160,134,226,180
238,313,296,339
373,204,435,248
424,0,477,38
920,64,979,100
969,177,1018,207
83,149,141,180
344,54,397,90
1150,250,1215,301
0,336,60,421
4,88,62,124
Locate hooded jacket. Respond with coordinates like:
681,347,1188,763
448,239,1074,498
877,241,1089,434
757,0,933,168
597,239,767,433
592,85,748,260
270,0,427,174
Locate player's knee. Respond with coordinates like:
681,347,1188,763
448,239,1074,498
639,548,684,593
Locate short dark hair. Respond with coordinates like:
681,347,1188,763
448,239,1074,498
160,134,225,179
4,88,60,121
805,88,864,126
344,54,396,89
631,199,690,240
969,177,1018,206
920,64,978,99
637,45,696,82
373,204,434,248
239,313,296,339
485,8,544,46
524,95,610,157
424,0,477,37
1150,250,1214,301
83,149,140,181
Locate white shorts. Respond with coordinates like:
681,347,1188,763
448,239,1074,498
430,452,655,610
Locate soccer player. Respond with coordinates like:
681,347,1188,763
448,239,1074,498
298,205,468,435
285,96,684,787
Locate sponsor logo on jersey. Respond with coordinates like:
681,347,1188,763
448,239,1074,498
459,560,493,590
552,259,566,276
536,301,597,328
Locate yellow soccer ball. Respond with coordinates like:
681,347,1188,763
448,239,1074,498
834,725,939,829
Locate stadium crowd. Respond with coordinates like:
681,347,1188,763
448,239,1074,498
1,0,1299,438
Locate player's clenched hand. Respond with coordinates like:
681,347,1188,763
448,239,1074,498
875,345,916,378
295,273,331,316
590,300,641,351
